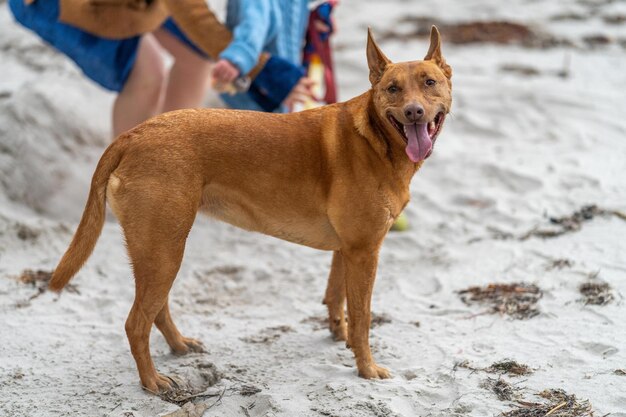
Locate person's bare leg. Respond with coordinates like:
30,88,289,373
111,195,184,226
112,34,166,137
154,28,212,112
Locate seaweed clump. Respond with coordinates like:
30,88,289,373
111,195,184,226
481,378,519,401
456,360,533,377
579,281,614,306
14,269,79,307
459,283,542,319
520,204,626,240
486,361,533,376
501,389,593,417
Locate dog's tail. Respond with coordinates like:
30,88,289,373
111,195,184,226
48,139,125,292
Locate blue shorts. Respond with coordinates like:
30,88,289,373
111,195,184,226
8,0,208,92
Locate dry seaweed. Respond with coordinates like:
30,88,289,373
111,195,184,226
459,283,542,319
240,325,293,344
583,34,612,48
500,64,541,76
604,14,626,24
551,12,588,21
437,21,535,45
381,17,620,51
301,315,328,331
481,377,519,401
15,269,79,307
546,259,573,270
500,62,571,79
501,389,594,417
15,223,40,241
579,281,614,305
456,360,532,377
487,361,532,376
522,206,598,238
238,384,262,396
370,312,392,327
471,205,626,243
19,269,77,293
520,205,626,240
18,269,51,284
379,18,570,49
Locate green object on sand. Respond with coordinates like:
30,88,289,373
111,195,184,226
390,212,409,231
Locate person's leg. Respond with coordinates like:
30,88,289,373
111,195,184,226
153,28,212,112
112,34,167,137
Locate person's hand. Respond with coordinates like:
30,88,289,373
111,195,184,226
212,59,240,85
313,19,332,34
284,77,317,111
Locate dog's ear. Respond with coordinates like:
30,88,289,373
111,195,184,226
367,28,391,85
424,26,452,79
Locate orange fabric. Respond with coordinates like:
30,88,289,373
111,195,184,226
162,0,231,57
43,0,268,78
58,0,169,39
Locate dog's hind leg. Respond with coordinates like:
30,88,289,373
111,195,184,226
323,251,348,342
155,299,205,355
117,187,200,393
124,228,194,393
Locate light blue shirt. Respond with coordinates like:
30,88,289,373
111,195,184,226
219,0,311,111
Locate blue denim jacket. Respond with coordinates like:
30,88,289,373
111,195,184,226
219,0,310,111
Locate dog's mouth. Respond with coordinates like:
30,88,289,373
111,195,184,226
387,112,445,163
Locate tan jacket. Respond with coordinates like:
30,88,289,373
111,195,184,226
26,0,267,78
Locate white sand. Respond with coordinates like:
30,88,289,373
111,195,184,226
1,0,626,416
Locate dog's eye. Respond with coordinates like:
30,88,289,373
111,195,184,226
387,85,400,93
425,79,436,86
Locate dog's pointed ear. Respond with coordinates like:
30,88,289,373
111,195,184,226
424,26,452,79
367,28,391,85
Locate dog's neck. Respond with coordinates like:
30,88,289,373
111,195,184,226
350,91,421,184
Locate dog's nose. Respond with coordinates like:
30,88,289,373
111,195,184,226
404,104,424,122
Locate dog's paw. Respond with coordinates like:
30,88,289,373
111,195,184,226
358,363,391,379
172,337,206,355
142,373,179,394
183,337,206,353
329,321,348,342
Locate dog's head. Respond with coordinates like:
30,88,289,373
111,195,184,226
367,26,452,163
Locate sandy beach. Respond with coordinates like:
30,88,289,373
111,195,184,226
1,0,626,416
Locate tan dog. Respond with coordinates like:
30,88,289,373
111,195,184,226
49,27,452,393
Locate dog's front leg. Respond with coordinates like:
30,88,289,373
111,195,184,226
324,251,347,341
342,247,391,379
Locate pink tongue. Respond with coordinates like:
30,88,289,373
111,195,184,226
405,123,432,163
